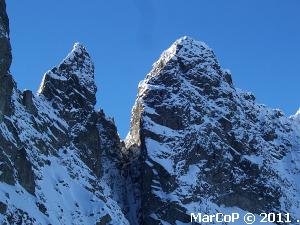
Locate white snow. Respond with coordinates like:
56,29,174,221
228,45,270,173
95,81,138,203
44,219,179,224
242,154,264,167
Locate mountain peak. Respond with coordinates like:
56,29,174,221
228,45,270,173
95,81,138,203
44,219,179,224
66,42,89,61
142,36,226,94
174,35,211,51
39,43,96,96
128,37,300,224
162,35,213,60
148,36,219,81
61,42,96,93
38,43,97,118
73,42,87,52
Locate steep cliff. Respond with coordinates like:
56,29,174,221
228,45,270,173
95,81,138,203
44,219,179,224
0,0,14,116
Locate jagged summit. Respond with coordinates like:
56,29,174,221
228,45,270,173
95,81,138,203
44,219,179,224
162,36,212,59
63,42,96,94
151,36,216,72
38,42,96,95
136,36,232,105
170,36,212,57
63,42,91,64
71,42,87,52
145,36,227,90
37,43,97,125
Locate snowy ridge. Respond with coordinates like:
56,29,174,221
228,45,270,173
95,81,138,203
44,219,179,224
38,43,96,95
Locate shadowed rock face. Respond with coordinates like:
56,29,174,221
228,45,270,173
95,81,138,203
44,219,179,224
0,0,11,75
126,36,300,224
0,0,13,116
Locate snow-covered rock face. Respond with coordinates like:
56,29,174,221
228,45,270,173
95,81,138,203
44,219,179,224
38,42,96,115
0,60,129,224
39,42,96,95
127,36,300,224
0,62,128,224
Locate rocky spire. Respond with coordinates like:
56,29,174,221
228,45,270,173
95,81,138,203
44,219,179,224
38,43,97,124
56,42,96,94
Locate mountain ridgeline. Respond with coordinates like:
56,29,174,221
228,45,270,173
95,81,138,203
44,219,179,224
1,1,300,224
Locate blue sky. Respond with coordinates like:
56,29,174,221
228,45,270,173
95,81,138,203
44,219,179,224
7,1,300,138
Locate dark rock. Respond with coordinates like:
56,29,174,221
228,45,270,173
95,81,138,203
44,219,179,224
224,70,233,85
36,202,48,216
96,214,112,225
0,201,7,214
0,150,15,185
0,0,14,117
22,89,37,115
0,0,11,76
0,74,14,117
14,147,36,195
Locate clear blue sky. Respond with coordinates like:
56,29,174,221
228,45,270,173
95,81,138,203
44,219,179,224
7,1,300,138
